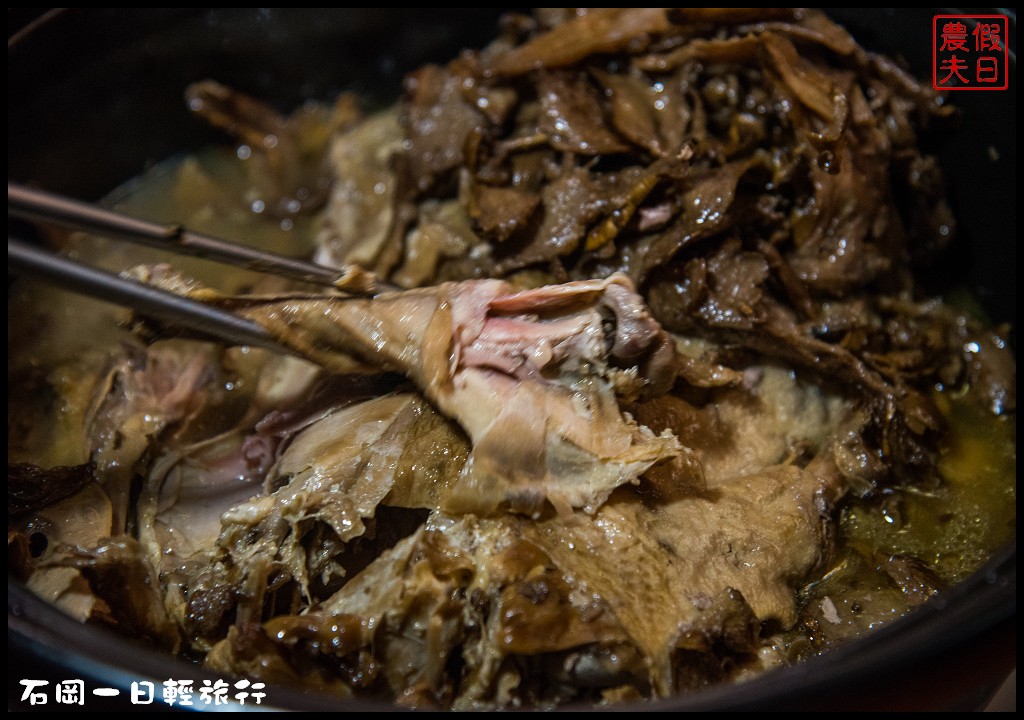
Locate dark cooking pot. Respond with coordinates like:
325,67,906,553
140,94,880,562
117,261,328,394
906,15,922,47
8,8,1015,711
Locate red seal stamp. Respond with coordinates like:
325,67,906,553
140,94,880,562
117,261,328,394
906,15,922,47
933,14,1009,91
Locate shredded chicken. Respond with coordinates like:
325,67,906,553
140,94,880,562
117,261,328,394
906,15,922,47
183,273,682,516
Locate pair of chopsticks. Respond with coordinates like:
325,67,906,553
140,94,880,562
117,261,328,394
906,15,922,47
8,182,383,352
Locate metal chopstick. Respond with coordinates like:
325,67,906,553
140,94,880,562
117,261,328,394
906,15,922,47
9,182,355,288
8,235,283,352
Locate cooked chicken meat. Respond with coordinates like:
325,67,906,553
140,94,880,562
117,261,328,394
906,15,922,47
173,273,682,517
